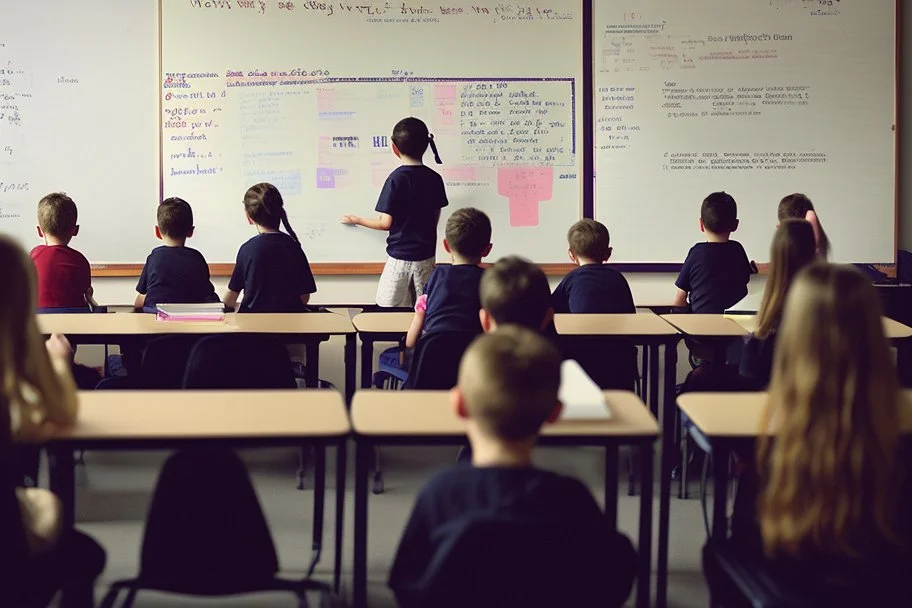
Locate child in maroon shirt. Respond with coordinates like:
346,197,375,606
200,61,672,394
30,193,96,309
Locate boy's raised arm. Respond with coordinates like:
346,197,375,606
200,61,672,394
341,213,393,231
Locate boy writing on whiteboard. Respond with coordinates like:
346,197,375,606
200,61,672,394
30,193,97,310
340,117,447,307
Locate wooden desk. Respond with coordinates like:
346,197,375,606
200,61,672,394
39,312,358,404
350,390,659,608
678,391,912,542
351,312,414,392
660,314,750,337
46,390,350,593
723,314,912,341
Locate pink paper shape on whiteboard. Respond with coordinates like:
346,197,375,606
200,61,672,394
497,167,554,227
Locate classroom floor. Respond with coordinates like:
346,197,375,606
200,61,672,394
65,445,711,607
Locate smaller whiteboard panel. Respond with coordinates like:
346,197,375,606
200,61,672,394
594,0,896,263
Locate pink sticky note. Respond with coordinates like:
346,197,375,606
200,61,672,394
497,167,554,227
434,84,457,103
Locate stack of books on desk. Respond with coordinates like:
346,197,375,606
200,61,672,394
156,303,225,322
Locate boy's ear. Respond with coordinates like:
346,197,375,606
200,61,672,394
605,246,613,262
731,219,739,233
546,401,563,424
391,142,401,158
567,249,577,264
482,243,493,258
188,227,195,238
451,387,469,419
443,239,452,253
36,226,44,238
540,307,555,332
480,308,495,333
154,226,163,240
72,225,79,237
698,218,705,233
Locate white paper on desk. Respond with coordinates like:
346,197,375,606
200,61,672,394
559,360,611,420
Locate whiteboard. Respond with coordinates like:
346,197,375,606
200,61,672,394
161,0,583,265
0,0,159,264
594,0,896,263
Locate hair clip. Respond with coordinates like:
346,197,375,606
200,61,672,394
428,133,442,164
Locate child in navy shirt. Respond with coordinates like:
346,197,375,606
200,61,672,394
405,207,492,348
340,117,448,307
673,191,752,313
552,219,634,314
134,198,219,310
224,183,317,313
389,326,636,607
480,256,554,334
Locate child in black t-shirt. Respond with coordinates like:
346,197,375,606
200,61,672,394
479,255,555,333
552,219,634,314
405,207,492,349
224,183,317,313
340,117,448,307
673,191,752,313
389,326,637,607
134,198,220,311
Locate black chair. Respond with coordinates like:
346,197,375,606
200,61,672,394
394,515,636,608
404,330,479,390
557,335,639,391
703,540,912,608
182,334,297,390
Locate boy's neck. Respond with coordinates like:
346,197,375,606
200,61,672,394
468,425,535,468
399,154,424,167
256,224,280,234
43,235,71,247
451,253,482,266
704,231,731,243
161,236,187,247
575,256,603,266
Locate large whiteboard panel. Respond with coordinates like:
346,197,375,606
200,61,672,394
162,0,582,264
0,1,159,263
594,0,895,263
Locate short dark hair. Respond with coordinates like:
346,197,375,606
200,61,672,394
567,219,610,262
480,256,551,330
157,197,194,238
459,326,561,441
701,192,738,233
445,208,492,260
778,193,813,221
37,193,78,238
392,117,430,159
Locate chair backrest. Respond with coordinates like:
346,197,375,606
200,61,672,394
405,331,479,390
139,336,202,390
182,334,296,389
402,515,628,608
36,306,108,314
139,448,279,594
558,335,638,391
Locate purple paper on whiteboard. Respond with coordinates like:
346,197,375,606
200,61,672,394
316,167,336,189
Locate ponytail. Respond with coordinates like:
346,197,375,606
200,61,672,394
428,133,442,164
280,208,300,244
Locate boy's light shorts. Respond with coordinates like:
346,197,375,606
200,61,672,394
375,256,436,308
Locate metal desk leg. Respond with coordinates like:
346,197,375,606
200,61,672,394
636,441,655,608
334,440,347,594
353,439,371,608
648,343,661,418
360,338,374,390
305,341,320,388
345,334,357,406
307,444,326,578
711,441,730,540
656,339,678,608
604,446,619,529
48,446,76,528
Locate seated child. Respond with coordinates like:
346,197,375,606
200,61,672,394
778,193,829,258
405,207,493,349
739,219,816,389
30,192,96,309
674,191,752,313
552,219,634,314
134,197,220,311
389,326,637,607
706,264,912,606
479,256,554,333
224,183,317,313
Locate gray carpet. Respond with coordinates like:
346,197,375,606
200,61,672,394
65,444,711,607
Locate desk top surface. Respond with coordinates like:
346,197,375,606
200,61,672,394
723,314,912,340
678,391,912,438
47,390,351,442
660,314,750,337
352,390,658,439
351,312,415,333
37,312,355,336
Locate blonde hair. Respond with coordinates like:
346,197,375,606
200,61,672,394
458,325,561,441
0,236,76,437
758,263,901,557
37,192,78,238
755,220,817,339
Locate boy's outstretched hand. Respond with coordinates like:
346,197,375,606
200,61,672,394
340,214,361,225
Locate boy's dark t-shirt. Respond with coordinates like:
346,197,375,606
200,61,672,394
389,466,635,606
137,246,219,308
552,264,636,314
423,264,484,335
29,245,92,309
675,241,751,313
228,232,317,313
375,165,448,261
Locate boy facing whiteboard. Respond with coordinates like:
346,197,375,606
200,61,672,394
340,117,447,307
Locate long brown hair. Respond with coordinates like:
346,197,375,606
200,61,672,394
243,183,300,243
778,193,830,259
755,220,817,339
758,264,902,558
0,236,74,438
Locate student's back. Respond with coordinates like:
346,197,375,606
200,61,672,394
422,264,485,334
